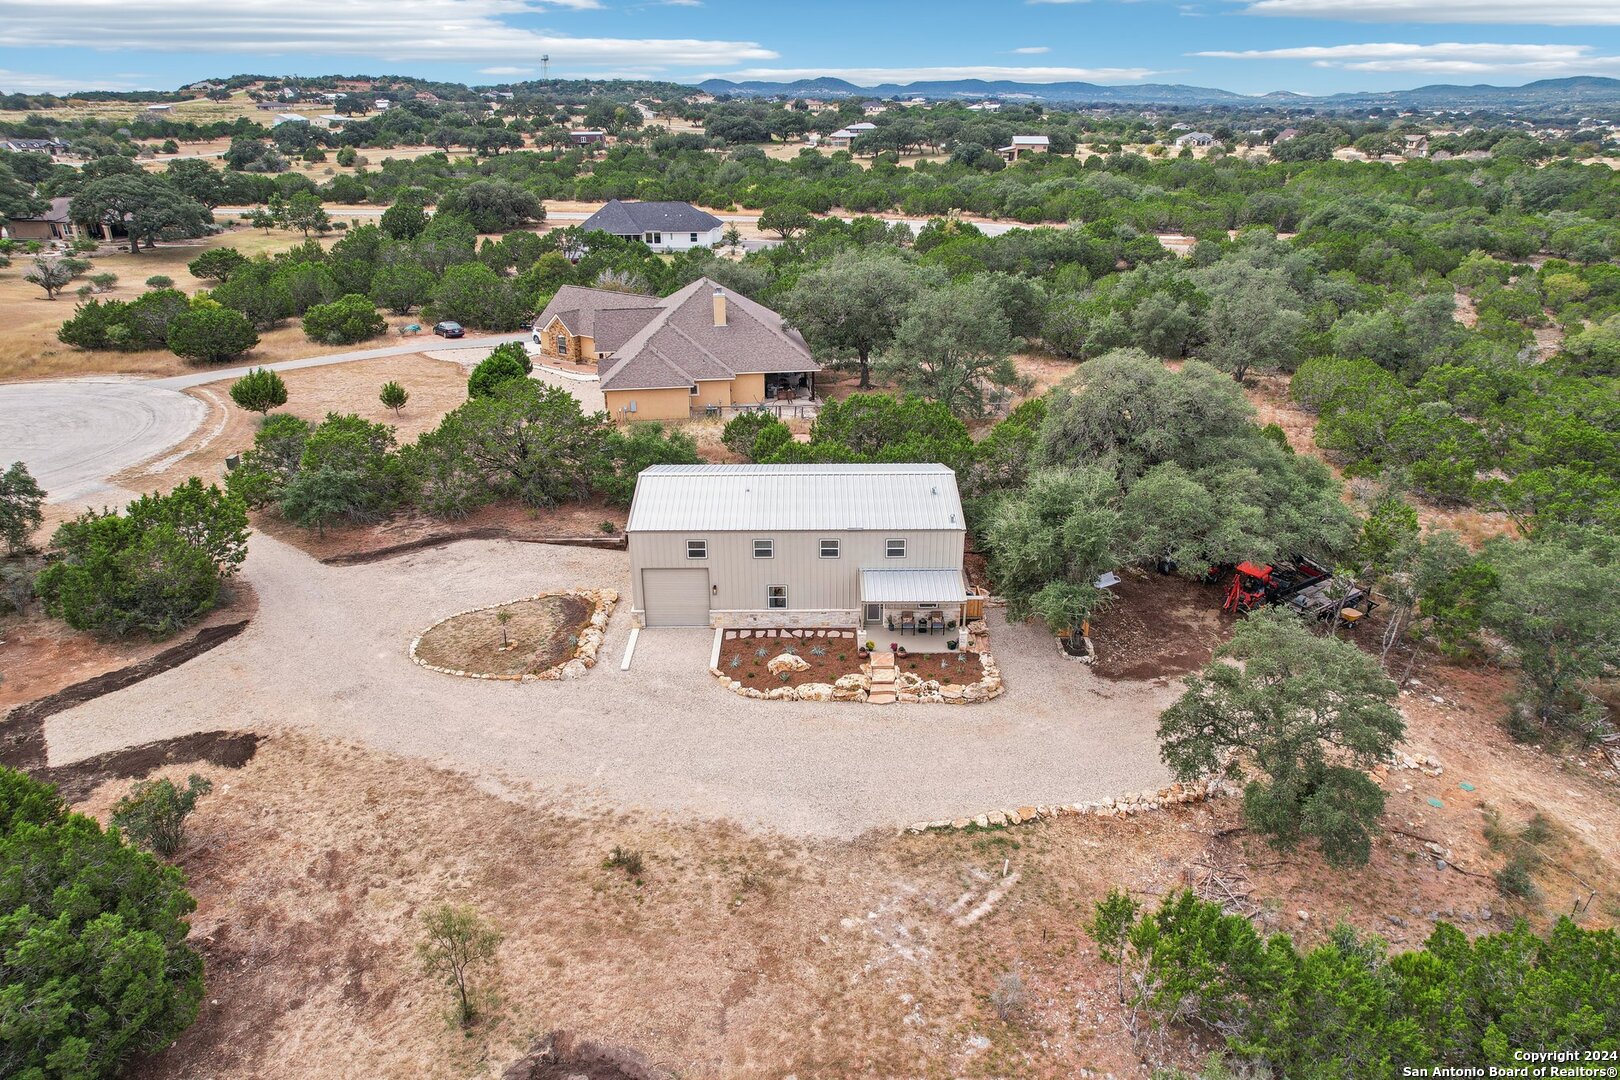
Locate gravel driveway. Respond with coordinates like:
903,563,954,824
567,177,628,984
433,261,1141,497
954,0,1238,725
43,535,1175,837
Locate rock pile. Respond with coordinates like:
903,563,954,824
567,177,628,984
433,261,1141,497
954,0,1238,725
903,778,1238,834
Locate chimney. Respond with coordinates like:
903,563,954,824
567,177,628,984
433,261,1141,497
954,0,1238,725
712,286,727,328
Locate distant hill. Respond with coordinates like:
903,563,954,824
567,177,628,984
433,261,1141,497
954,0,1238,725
696,75,1620,111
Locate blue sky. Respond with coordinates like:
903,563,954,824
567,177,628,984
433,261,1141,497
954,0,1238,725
3,0,1620,97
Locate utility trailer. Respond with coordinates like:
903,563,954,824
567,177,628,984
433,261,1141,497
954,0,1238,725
1220,558,1376,624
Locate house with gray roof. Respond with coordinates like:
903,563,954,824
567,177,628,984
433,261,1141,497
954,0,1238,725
627,463,970,642
531,277,820,422
578,199,725,252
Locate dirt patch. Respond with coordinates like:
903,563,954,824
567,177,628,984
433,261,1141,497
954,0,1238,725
254,500,628,562
503,1031,671,1080
414,594,594,678
0,582,256,715
1088,568,1232,681
718,629,866,689
39,731,259,804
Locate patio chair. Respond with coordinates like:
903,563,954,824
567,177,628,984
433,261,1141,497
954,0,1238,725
898,611,916,635
927,611,945,635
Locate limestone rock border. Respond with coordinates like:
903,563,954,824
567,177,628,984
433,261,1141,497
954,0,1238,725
409,589,618,682
707,621,1003,704
902,778,1239,834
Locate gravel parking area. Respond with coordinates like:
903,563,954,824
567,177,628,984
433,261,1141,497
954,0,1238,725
43,534,1175,837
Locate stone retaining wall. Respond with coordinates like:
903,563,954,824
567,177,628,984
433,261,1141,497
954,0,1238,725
409,589,618,682
904,777,1239,833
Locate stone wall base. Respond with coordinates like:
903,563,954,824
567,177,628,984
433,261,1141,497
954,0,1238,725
710,608,857,630
904,778,1240,833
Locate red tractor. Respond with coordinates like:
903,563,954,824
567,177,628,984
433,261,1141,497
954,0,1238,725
1221,558,1338,616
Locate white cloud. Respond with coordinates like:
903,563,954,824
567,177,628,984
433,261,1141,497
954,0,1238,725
704,65,1158,84
0,0,777,66
0,68,149,93
1238,0,1620,26
1026,0,1087,5
660,0,703,5
1010,46,1052,54
479,66,537,75
1195,41,1620,76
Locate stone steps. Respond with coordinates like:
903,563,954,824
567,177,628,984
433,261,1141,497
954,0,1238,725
867,654,896,704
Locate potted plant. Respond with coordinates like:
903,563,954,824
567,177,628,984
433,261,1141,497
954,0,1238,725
865,640,876,651
946,638,959,650
946,619,957,631
895,644,909,659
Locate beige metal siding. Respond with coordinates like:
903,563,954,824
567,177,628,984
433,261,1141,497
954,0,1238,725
641,568,711,626
630,530,963,614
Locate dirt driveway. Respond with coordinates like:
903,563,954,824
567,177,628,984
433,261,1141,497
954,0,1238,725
42,534,1175,837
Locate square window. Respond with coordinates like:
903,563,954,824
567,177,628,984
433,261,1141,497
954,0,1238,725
819,538,840,559
885,538,907,558
753,539,774,559
690,384,700,395
767,585,787,609
686,539,707,559
690,232,699,243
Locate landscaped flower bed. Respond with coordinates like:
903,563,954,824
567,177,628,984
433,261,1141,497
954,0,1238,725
716,628,863,691
409,589,616,681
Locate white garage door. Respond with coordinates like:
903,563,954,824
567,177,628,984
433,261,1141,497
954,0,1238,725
641,568,711,627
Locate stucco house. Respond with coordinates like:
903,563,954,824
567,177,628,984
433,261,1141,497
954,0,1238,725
532,278,820,421
1174,131,1215,148
3,197,77,242
626,464,970,642
578,199,724,252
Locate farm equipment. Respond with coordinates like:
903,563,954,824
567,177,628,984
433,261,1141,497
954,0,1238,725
1220,558,1376,624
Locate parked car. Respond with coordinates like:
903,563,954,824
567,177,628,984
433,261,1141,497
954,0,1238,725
432,321,465,338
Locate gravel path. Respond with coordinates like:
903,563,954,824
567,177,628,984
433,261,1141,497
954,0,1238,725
43,534,1175,838
0,378,210,504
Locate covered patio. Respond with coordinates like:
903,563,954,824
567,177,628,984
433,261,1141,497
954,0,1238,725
859,568,970,653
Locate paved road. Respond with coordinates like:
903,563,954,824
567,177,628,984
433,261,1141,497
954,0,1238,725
0,335,522,505
43,535,1175,838
0,379,209,505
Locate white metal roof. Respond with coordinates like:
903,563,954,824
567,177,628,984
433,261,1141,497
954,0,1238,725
626,464,966,533
860,568,969,604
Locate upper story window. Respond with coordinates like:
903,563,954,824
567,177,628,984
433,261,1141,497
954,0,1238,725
753,539,774,559
819,538,840,559
885,538,907,558
686,539,707,559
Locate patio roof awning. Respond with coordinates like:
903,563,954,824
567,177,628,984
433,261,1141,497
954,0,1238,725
860,568,969,605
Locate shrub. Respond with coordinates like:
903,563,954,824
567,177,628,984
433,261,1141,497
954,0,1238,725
595,424,700,504
990,972,1028,1021
0,766,204,1076
145,274,174,289
87,271,118,293
34,479,249,637
604,845,644,876
466,342,532,398
226,413,311,508
167,303,260,363
379,380,409,414
187,247,248,282
228,367,288,414
277,413,404,534
721,411,779,460
110,773,213,857
301,293,386,345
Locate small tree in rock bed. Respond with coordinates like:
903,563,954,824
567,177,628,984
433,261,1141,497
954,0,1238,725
0,460,46,554
418,903,502,1026
111,773,213,857
379,380,409,415
229,367,288,414
1158,607,1403,868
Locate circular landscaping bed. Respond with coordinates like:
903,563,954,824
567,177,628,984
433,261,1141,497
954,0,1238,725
410,590,615,681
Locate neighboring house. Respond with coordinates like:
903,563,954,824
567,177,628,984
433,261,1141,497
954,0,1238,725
577,199,724,252
823,128,858,149
145,103,173,113
272,113,309,126
531,277,821,421
997,134,1050,161
569,129,608,146
316,114,350,127
1402,133,1430,157
2,197,76,242
626,463,969,634
374,98,392,111
1174,131,1215,148
847,121,877,133
1275,128,1300,142
1,138,68,155
862,101,887,116
966,100,1001,112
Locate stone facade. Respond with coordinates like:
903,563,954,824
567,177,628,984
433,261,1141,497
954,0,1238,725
409,589,618,682
904,777,1240,834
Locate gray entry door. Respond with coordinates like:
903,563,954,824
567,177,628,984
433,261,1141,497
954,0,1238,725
641,568,711,627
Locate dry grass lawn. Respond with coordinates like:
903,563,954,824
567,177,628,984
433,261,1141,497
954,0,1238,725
0,225,354,382
112,353,476,497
